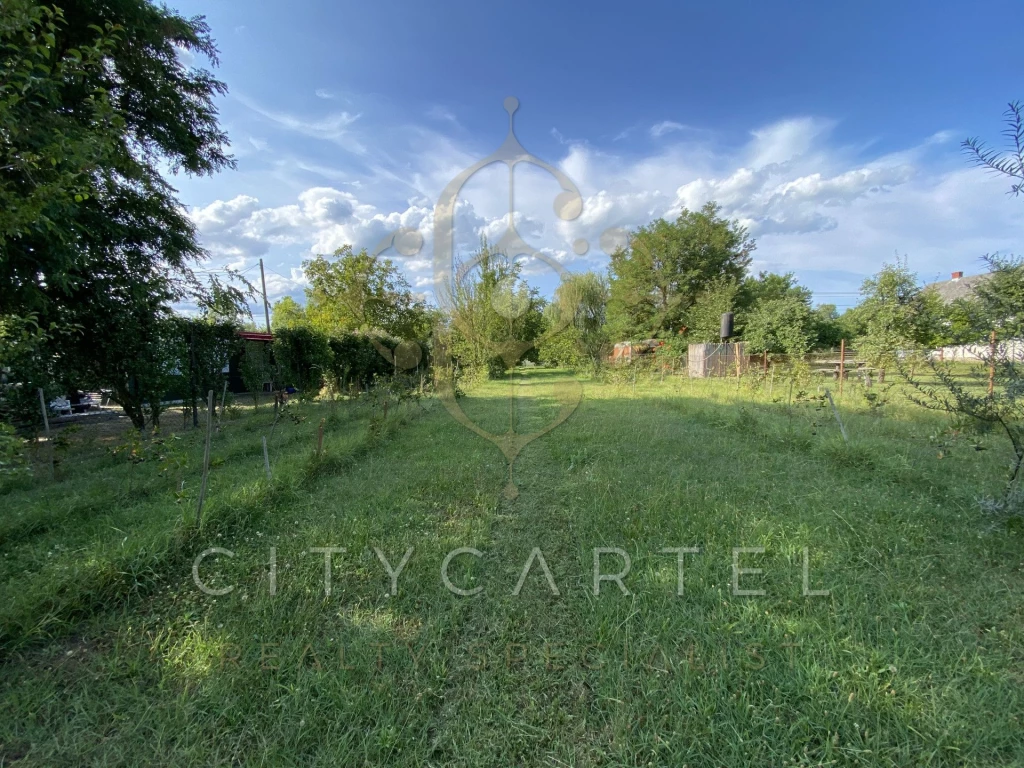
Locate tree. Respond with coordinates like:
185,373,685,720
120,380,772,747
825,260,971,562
607,202,754,339
810,304,845,349
0,313,70,428
856,260,941,375
540,272,609,368
971,255,1024,340
681,277,741,343
271,296,308,329
303,246,428,340
1,0,233,427
744,296,816,356
0,2,122,309
738,271,812,309
2,0,231,314
441,243,546,379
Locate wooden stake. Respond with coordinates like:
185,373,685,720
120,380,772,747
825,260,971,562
839,338,846,397
987,331,995,399
220,380,228,423
195,390,215,528
316,417,325,454
825,389,849,443
768,364,775,401
37,388,50,436
763,350,768,374
38,388,53,479
262,436,272,480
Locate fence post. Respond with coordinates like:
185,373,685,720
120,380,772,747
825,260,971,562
195,390,215,528
316,417,325,455
989,330,997,397
262,436,272,480
839,339,846,397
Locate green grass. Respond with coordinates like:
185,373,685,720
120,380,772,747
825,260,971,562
1,371,1023,766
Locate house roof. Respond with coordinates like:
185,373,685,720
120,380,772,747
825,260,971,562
238,330,274,342
924,272,990,304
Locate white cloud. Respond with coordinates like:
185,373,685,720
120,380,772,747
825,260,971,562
235,94,364,154
650,120,686,138
188,105,1024,308
748,117,834,167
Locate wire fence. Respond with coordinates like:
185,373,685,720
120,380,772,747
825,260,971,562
5,375,434,491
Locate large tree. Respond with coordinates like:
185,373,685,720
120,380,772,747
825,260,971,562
1,0,230,312
1,0,233,427
441,243,546,378
856,260,941,373
303,245,429,340
607,202,754,339
540,271,609,367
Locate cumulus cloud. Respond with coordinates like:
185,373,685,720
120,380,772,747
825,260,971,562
189,187,513,301
189,103,1024,308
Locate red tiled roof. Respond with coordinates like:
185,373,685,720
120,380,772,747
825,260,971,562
238,331,274,341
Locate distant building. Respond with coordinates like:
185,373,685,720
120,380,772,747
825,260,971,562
924,270,990,304
924,271,1024,361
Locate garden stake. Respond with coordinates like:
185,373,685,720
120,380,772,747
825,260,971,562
825,388,849,443
195,390,215,528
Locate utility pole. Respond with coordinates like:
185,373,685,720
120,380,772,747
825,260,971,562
259,258,271,334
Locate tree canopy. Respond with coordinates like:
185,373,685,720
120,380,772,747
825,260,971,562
302,245,429,340
607,202,754,339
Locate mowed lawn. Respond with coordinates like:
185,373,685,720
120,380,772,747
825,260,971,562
2,369,1023,766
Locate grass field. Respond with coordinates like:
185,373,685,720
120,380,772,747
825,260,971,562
2,369,1023,766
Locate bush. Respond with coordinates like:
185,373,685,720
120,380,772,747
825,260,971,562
0,422,28,475
273,327,333,398
327,331,401,391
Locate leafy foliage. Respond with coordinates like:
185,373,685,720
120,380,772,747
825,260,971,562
1,0,235,429
326,331,399,391
239,341,273,408
607,202,754,339
681,276,741,343
303,246,429,340
539,272,609,369
273,326,332,398
962,101,1024,197
270,296,308,330
855,259,940,370
744,295,816,355
440,244,546,380
903,351,1024,518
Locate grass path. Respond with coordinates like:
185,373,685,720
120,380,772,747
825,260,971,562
2,371,1023,766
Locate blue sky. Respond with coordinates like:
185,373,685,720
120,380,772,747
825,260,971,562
170,0,1024,315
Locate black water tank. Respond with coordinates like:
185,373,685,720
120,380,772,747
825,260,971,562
720,312,734,340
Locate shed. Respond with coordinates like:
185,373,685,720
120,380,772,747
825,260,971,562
688,342,748,378
228,331,275,394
